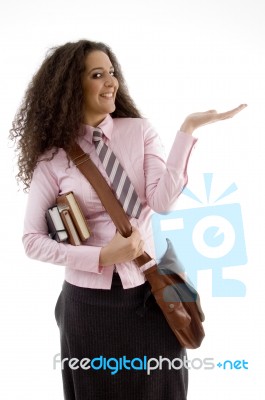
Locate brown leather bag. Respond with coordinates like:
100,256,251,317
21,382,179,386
68,144,205,349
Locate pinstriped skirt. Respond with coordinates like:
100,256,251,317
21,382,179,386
55,273,188,400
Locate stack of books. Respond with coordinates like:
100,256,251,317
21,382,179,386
46,192,91,245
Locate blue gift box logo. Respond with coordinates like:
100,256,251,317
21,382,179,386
151,173,248,297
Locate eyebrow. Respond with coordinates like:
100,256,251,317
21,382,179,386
87,66,114,74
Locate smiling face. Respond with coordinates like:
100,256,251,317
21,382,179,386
81,50,119,126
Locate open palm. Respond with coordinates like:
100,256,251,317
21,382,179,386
180,104,247,134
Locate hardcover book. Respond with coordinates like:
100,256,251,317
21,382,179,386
56,191,91,241
60,208,81,246
45,206,68,242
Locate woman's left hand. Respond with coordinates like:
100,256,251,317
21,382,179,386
180,104,247,135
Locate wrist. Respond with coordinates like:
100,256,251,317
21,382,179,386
99,246,109,267
180,121,194,135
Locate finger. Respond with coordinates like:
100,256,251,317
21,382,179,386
218,104,247,120
205,110,217,113
132,231,142,243
130,227,140,239
131,226,140,235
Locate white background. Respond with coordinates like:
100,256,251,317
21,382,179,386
1,0,265,398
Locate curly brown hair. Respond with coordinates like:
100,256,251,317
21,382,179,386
9,39,142,191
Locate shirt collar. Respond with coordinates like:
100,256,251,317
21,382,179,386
81,114,114,144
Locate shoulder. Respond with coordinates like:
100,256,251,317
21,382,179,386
35,147,68,175
38,147,67,162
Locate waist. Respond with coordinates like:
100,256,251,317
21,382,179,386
61,276,150,307
65,263,147,290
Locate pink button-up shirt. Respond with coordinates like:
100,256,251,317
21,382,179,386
23,115,197,289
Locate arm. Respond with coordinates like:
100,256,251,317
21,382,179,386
143,104,247,213
22,158,102,273
143,121,197,213
23,155,145,270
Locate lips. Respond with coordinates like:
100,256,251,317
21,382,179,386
100,92,114,98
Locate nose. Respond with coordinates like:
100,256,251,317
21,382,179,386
104,73,115,87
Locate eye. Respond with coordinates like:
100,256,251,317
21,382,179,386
91,70,115,79
92,72,102,79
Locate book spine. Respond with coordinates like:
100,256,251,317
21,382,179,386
45,207,68,242
60,209,81,246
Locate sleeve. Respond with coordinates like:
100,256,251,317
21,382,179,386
22,159,103,273
143,119,197,213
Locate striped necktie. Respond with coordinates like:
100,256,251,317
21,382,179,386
93,130,142,218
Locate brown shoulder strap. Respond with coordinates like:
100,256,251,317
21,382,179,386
68,143,152,268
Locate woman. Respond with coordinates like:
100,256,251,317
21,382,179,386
10,39,246,400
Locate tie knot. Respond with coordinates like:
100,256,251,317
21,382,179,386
93,130,103,142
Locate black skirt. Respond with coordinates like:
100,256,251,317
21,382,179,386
55,273,188,400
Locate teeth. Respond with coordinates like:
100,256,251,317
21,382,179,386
101,93,113,98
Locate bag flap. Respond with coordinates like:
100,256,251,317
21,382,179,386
158,238,205,322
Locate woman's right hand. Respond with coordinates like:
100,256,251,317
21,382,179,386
99,227,145,266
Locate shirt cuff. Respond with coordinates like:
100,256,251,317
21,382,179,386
67,244,103,274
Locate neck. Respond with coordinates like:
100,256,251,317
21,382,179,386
82,114,108,127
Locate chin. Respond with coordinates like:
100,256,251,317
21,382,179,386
106,105,116,114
